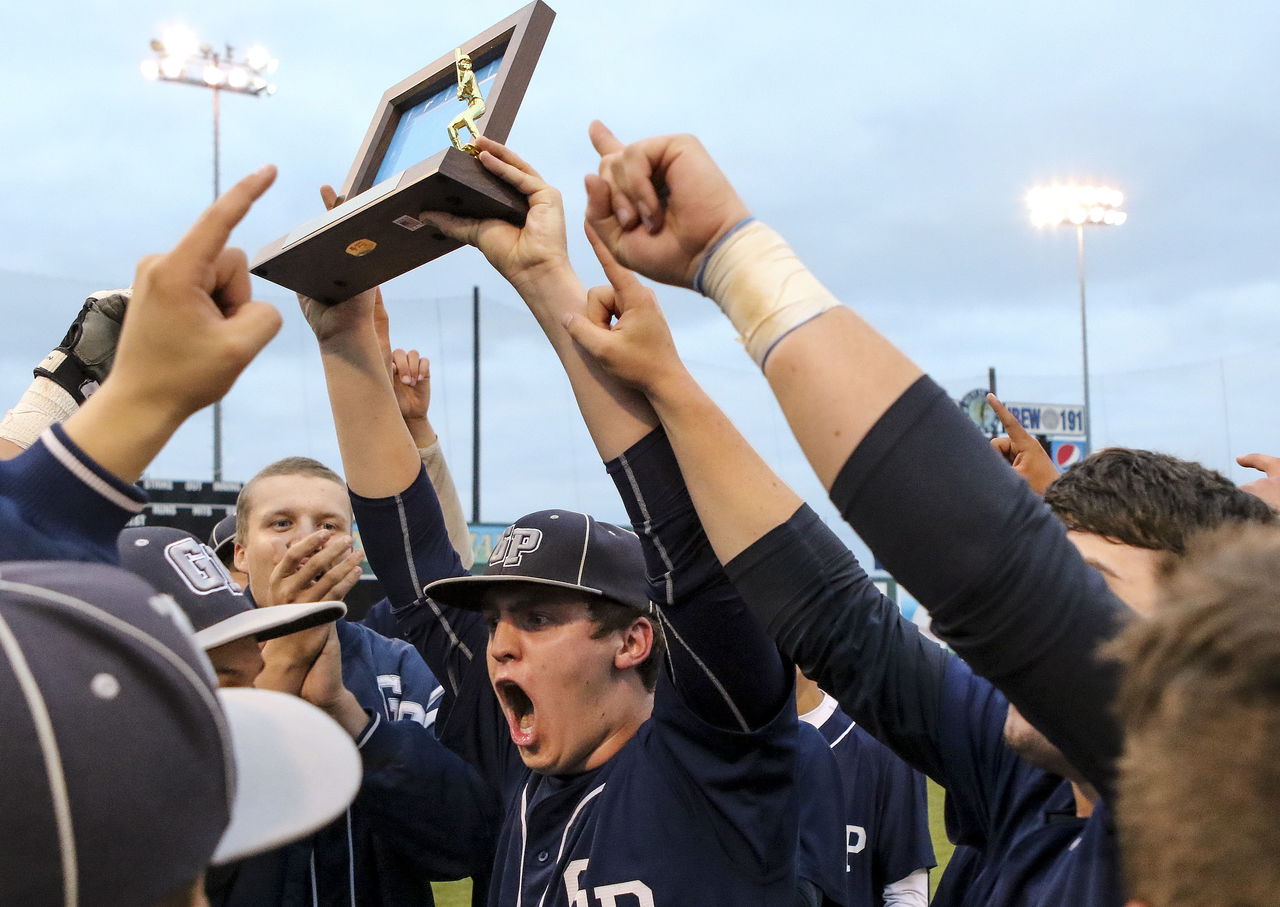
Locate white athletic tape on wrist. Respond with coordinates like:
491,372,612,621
0,375,79,449
698,220,840,367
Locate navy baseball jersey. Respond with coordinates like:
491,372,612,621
795,721,855,906
800,693,934,906
207,610,496,906
353,429,801,906
926,661,1120,907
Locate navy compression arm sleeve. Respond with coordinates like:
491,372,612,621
725,504,949,775
830,375,1130,799
606,427,790,731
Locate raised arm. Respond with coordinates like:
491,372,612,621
424,139,790,733
582,125,1130,798
65,167,282,483
562,245,1000,788
373,297,474,568
299,193,488,742
0,167,281,562
583,122,919,485
421,137,654,461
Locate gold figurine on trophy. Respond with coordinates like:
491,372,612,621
448,48,487,155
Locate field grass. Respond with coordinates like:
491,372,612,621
431,779,955,904
432,879,471,906
928,777,955,896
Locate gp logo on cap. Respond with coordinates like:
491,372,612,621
164,537,237,596
489,526,543,568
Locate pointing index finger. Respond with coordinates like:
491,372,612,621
171,165,278,265
1237,453,1280,476
987,393,1032,441
584,221,641,294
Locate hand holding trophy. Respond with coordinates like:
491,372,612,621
252,2,555,302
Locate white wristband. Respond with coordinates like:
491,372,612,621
699,220,840,367
0,375,79,450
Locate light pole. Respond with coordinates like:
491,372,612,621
1026,184,1127,446
142,26,278,481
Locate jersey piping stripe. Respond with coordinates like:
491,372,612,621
826,721,856,750
615,456,751,732
425,684,444,728
536,782,608,907
515,782,530,907
394,492,474,678
392,492,424,598
0,611,78,906
41,427,145,514
346,809,356,907
617,454,675,606
355,710,382,748
657,610,751,733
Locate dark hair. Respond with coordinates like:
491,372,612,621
1105,524,1280,906
587,597,666,692
236,457,347,544
1044,448,1274,554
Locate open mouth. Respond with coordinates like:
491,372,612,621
496,679,536,748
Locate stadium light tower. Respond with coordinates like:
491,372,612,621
1026,184,1127,446
142,26,278,481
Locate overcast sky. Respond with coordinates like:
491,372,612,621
2,0,1277,560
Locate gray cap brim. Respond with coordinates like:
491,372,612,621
211,688,361,864
424,574,610,611
194,600,346,651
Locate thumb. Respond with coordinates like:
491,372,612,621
224,300,283,362
419,210,482,246
562,311,613,361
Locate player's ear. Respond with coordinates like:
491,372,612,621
233,541,248,574
613,616,654,672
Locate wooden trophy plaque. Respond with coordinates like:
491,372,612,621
251,1,555,302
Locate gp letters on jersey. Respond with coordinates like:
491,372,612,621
564,860,654,907
376,673,436,728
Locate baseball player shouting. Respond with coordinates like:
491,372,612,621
304,136,806,905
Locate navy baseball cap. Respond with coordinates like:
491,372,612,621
425,510,651,612
118,527,346,651
0,561,361,906
209,513,238,561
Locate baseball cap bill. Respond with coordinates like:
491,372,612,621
426,510,650,612
118,526,346,651
0,561,361,906
209,513,238,562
